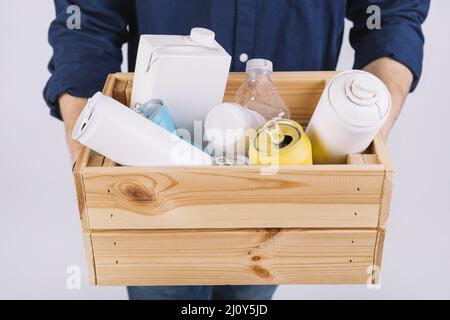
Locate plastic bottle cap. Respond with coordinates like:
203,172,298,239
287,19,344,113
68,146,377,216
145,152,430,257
245,59,273,73
346,76,380,106
328,70,391,127
190,28,215,45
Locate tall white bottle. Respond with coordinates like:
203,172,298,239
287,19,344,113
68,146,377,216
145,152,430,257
306,70,391,164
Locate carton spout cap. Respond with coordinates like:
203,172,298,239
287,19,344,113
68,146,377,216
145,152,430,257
190,28,215,45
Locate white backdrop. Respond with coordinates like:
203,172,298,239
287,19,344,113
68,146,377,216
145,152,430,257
1,1,449,299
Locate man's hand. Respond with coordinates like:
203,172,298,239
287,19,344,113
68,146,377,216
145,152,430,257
363,57,413,142
59,93,88,164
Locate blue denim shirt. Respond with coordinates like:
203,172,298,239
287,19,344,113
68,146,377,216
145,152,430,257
44,0,429,119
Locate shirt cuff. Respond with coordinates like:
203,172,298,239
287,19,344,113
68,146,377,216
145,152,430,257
43,63,114,120
352,24,424,92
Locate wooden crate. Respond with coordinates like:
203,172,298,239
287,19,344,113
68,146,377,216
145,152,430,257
73,72,394,286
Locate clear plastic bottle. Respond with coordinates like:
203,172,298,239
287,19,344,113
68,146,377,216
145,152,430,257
235,59,290,120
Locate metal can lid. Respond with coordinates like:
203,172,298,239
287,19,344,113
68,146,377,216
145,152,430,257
254,119,303,154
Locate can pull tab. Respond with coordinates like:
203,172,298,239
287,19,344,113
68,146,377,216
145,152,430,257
346,76,380,106
260,112,286,145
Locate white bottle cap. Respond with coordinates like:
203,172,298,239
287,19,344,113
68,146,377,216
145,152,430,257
190,27,215,45
328,70,391,127
346,75,380,106
245,59,273,73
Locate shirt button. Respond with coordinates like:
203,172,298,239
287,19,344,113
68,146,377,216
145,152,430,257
239,53,248,63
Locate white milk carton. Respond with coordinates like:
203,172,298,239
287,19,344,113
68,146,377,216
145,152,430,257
131,27,232,138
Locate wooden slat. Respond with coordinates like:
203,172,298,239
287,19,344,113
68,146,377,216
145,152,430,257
370,136,390,284
87,155,104,167
73,147,91,229
372,229,386,284
125,81,132,107
102,73,117,96
88,74,122,168
373,135,394,170
110,72,335,86
82,166,384,229
91,228,377,285
373,135,395,228
363,154,379,164
82,232,97,285
379,172,394,228
347,154,379,165
88,204,379,230
102,158,116,167
347,154,365,165
114,72,133,82
112,79,128,106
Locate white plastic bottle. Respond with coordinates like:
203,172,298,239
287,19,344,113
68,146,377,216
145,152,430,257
72,92,212,166
306,70,391,164
204,102,266,157
235,59,290,120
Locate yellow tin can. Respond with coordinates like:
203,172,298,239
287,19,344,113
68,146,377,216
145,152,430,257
249,118,313,165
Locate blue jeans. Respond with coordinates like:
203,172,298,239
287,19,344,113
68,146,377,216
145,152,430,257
127,285,277,300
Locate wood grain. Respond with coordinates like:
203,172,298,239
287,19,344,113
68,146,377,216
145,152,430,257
73,147,91,230
82,232,97,285
373,135,394,171
82,166,384,229
347,154,379,165
114,72,133,82
372,228,386,284
102,74,116,97
102,158,116,167
88,203,380,230
112,79,128,106
373,135,395,228
91,228,377,285
87,154,104,167
125,81,132,107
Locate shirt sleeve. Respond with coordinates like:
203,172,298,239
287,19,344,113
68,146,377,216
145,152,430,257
346,0,430,91
43,0,130,119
